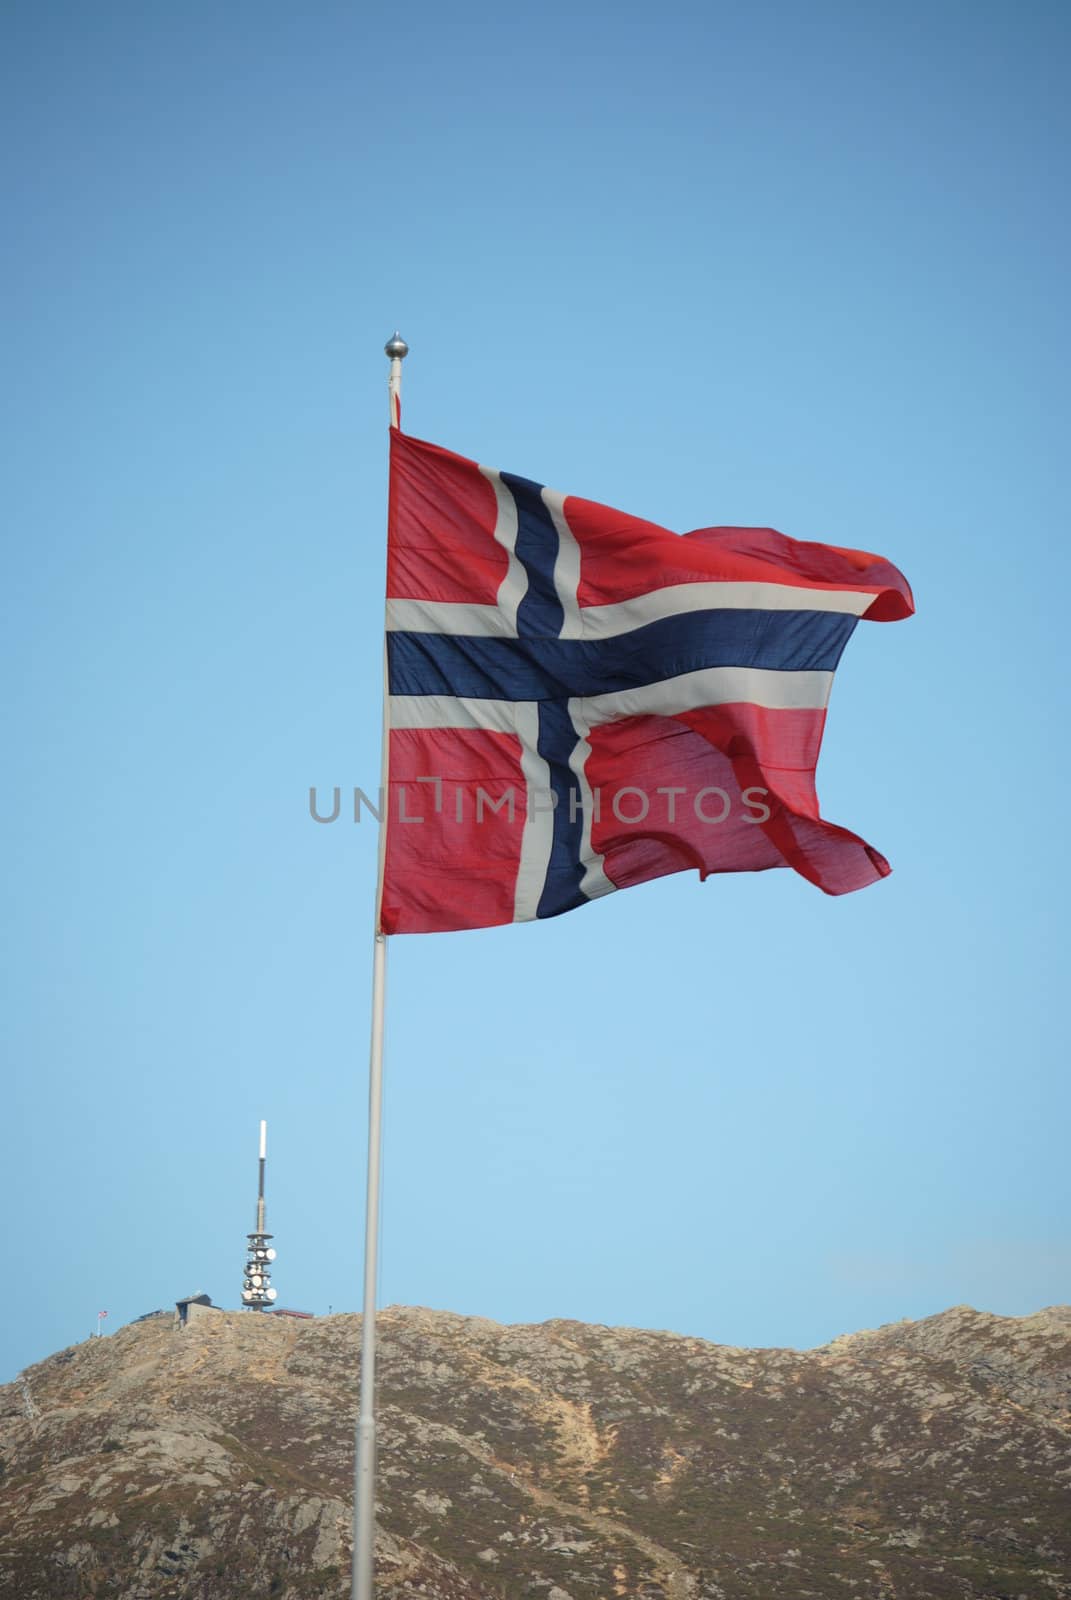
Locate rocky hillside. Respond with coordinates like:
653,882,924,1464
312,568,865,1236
1,1303,1069,1599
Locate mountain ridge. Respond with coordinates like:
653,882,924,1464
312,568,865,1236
2,1302,1068,1598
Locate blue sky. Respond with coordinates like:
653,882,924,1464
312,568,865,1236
3,0,1068,1383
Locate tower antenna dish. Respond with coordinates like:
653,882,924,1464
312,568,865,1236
241,1120,276,1311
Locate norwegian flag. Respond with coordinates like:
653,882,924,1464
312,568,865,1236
380,429,913,935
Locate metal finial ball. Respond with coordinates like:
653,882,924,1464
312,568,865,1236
384,332,409,360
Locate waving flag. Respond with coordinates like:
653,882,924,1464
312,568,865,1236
380,429,913,935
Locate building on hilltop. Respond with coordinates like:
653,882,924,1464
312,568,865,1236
174,1292,215,1328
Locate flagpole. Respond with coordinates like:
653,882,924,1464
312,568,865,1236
352,331,407,1600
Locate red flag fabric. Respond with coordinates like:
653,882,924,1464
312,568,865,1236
380,430,913,934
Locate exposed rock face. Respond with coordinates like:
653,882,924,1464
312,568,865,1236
1,1303,1069,1598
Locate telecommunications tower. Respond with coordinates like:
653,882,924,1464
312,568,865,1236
241,1120,277,1310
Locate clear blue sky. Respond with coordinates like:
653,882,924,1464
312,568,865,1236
3,0,1068,1383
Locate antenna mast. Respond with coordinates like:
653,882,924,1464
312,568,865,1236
241,1120,277,1310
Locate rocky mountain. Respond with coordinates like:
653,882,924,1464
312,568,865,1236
1,1303,1069,1599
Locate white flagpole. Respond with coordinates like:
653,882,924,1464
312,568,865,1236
352,331,407,1600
